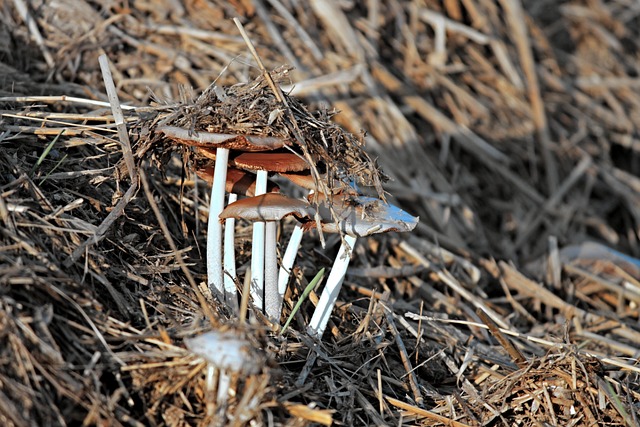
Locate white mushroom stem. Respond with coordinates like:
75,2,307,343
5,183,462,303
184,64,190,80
205,365,216,416
264,221,280,322
217,370,231,408
207,148,229,299
307,234,357,338
276,190,312,316
250,170,268,311
277,224,304,304
223,192,239,314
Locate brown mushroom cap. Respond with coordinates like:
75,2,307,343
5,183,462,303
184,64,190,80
279,171,361,196
159,125,291,152
196,149,311,174
197,147,217,161
278,171,318,191
231,152,310,173
219,193,315,222
196,166,280,197
311,194,419,237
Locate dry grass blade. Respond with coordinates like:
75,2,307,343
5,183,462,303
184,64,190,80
476,308,527,368
98,55,137,183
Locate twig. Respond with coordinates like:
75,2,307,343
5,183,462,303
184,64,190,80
499,0,558,194
64,183,138,266
99,54,138,183
384,304,423,407
476,308,527,367
0,95,137,109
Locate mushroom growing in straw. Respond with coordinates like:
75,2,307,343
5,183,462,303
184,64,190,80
307,193,419,338
224,151,311,316
220,190,418,334
158,125,289,307
220,152,318,322
185,330,265,416
196,164,279,312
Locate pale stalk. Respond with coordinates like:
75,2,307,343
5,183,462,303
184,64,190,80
207,148,229,299
277,224,304,312
307,234,357,338
264,221,280,322
250,170,268,311
223,192,239,314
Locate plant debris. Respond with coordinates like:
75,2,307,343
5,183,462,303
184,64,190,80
156,67,386,199
1,0,640,426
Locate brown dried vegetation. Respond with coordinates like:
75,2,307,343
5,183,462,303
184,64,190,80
1,0,639,426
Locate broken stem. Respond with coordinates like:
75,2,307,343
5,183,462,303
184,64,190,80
278,224,304,301
307,234,357,338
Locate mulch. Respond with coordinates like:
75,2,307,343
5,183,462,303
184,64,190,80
0,1,639,426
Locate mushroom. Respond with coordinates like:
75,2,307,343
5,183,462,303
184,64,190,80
196,165,280,312
307,194,419,339
224,152,311,315
276,172,358,297
159,126,290,306
185,330,264,414
220,193,315,321
220,191,418,335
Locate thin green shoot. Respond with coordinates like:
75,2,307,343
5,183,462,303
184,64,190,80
279,268,325,336
30,130,64,176
598,376,633,426
39,154,68,185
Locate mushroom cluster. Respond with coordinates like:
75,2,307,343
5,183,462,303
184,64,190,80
158,71,418,338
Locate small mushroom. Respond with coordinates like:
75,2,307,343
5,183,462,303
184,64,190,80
223,152,311,315
307,194,419,339
185,330,264,413
159,126,292,304
195,165,279,312
220,193,315,321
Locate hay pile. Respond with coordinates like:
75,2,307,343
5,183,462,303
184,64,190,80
1,0,639,426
